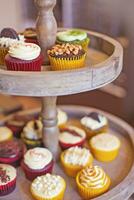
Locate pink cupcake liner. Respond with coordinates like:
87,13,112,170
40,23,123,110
5,53,43,71
21,159,54,181
59,138,86,150
0,177,16,196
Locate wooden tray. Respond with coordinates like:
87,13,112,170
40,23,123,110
1,105,134,200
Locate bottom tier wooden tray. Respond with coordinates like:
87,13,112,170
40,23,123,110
1,105,134,200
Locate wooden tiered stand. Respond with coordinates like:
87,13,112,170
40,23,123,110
0,0,134,199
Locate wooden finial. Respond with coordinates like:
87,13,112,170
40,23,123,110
34,0,57,63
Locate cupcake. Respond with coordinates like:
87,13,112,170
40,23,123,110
0,127,13,142
21,119,43,149
6,115,32,138
0,139,26,167
89,133,121,162
21,147,54,181
31,173,66,200
0,164,17,196
21,27,38,45
60,146,93,177
76,165,111,199
47,43,86,71
58,109,68,129
56,29,90,51
80,112,108,138
5,42,43,71
59,125,86,149
0,28,24,66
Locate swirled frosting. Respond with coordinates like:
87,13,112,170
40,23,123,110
24,147,52,170
59,126,86,144
81,112,108,130
79,166,109,189
31,174,64,198
8,43,41,60
90,133,120,151
23,120,42,140
64,146,91,166
0,35,24,48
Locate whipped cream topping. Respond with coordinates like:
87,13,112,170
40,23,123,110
79,166,109,189
24,147,52,170
81,112,108,130
90,133,120,151
64,146,91,166
8,43,41,60
0,35,24,48
0,127,12,142
31,174,64,198
0,164,16,185
57,109,68,126
59,126,86,144
23,120,42,140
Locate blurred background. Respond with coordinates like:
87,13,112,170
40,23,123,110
0,0,134,126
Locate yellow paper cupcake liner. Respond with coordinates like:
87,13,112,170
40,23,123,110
89,142,120,162
82,125,108,139
21,132,42,147
0,47,8,66
30,178,66,200
48,54,86,71
56,38,90,51
60,151,93,177
76,172,111,199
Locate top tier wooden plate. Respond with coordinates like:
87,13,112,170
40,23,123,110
0,30,123,97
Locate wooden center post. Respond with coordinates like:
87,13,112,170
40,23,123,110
34,0,60,159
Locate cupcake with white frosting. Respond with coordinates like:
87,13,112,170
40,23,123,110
21,147,54,181
31,173,66,200
5,42,43,71
57,109,68,128
76,165,111,199
0,28,24,66
89,133,121,162
60,146,93,177
21,119,43,149
80,112,108,138
59,125,86,149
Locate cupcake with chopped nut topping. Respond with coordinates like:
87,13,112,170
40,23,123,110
47,43,86,71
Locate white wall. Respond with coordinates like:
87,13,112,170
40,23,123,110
0,0,35,32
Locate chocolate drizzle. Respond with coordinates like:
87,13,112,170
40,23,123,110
0,167,10,183
87,112,101,122
60,128,83,138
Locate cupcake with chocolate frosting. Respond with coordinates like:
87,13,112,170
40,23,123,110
47,43,86,71
21,119,43,149
5,42,43,71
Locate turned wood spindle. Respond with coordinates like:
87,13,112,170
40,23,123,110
34,0,57,63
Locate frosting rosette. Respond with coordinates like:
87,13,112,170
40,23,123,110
76,165,111,199
24,147,52,170
8,43,41,60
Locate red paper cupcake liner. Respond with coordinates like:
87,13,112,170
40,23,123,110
21,159,54,181
0,177,16,196
59,138,86,150
5,53,43,71
25,38,39,45
0,143,27,167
